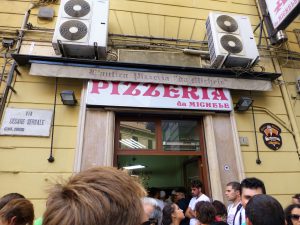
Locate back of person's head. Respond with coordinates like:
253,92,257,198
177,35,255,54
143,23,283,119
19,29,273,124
245,194,284,225
284,204,300,225
174,187,186,201
292,194,300,204
148,188,160,198
175,187,186,195
240,177,266,194
0,193,25,210
195,201,216,224
226,181,241,193
212,200,227,217
150,206,162,225
0,198,34,225
161,204,175,225
43,166,147,225
160,191,166,199
191,180,203,189
142,197,158,220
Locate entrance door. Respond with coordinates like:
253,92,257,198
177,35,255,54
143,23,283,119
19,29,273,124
114,113,210,196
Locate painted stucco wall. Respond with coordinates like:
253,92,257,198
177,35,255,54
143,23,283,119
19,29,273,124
0,0,300,217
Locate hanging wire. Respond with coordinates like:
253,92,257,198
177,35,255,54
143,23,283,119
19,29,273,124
48,77,57,163
250,92,261,165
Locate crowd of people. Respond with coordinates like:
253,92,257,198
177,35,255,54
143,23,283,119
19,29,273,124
0,166,299,225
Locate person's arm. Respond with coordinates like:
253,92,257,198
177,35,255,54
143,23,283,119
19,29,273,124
185,207,196,219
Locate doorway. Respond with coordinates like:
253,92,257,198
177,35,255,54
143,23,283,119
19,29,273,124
114,113,210,197
118,155,206,190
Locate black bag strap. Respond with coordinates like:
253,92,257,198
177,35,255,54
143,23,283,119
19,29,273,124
233,203,243,225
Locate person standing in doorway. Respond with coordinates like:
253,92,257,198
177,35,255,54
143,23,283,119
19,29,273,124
240,177,266,225
185,180,210,225
225,182,242,225
175,188,190,225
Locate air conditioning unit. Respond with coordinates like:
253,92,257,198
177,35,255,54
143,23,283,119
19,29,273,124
52,0,109,59
206,12,259,68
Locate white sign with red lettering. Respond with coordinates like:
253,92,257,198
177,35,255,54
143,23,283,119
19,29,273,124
265,0,299,29
86,81,233,111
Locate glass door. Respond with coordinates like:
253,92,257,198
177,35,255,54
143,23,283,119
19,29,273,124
114,113,210,197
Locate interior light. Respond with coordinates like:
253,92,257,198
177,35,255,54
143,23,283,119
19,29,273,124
123,165,145,170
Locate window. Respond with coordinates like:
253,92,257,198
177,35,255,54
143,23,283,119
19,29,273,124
162,120,200,151
115,115,205,154
119,121,156,150
148,139,153,149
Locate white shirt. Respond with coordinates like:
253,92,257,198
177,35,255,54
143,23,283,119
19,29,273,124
188,194,210,225
240,208,246,225
229,206,245,225
155,199,165,210
227,202,241,225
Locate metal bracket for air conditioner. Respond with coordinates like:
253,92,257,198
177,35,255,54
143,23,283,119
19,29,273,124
93,42,99,60
253,17,264,47
57,40,67,57
218,53,230,69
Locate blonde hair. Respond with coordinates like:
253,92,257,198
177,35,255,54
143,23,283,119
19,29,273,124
43,167,147,225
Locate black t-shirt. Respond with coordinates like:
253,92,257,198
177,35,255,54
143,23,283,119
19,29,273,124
177,198,190,225
211,221,229,225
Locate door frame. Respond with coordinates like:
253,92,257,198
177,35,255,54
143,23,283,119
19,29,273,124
114,113,211,197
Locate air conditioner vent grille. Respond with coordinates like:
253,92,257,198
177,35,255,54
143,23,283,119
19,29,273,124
64,0,90,18
220,34,243,54
216,15,238,33
59,20,88,40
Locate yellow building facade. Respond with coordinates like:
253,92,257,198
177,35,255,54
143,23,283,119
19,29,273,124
0,0,300,217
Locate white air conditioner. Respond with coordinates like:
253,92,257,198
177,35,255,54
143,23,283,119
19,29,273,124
52,0,109,59
206,12,259,68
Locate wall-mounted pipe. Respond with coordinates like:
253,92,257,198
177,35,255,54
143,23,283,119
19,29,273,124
278,76,300,160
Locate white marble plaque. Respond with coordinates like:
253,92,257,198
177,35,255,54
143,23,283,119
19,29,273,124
0,108,53,136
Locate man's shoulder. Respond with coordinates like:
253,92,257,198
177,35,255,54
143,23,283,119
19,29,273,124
227,203,234,211
199,194,210,201
190,197,197,201
188,197,197,205
228,202,242,210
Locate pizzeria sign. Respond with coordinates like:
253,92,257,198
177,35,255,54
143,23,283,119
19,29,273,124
86,81,233,112
265,0,300,29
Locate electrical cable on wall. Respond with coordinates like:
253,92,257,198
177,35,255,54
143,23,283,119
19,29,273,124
48,77,57,163
250,92,262,165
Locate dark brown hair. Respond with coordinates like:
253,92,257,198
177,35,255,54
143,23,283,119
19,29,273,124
240,177,266,194
162,204,176,225
43,167,147,225
212,200,227,217
226,181,241,193
0,193,25,210
284,204,300,225
195,201,216,224
246,194,284,225
0,198,34,225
